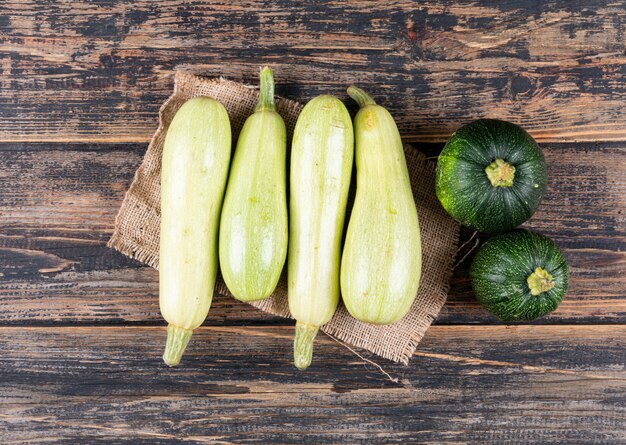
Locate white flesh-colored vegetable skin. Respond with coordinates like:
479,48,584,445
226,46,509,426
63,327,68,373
219,67,288,302
288,95,354,369
340,87,422,325
160,97,232,366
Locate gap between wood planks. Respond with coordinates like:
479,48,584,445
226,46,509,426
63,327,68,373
1,319,624,328
3,134,626,144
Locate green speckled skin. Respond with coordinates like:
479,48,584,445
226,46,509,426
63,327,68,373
470,229,569,321
435,119,547,233
219,72,288,302
288,95,354,328
341,91,422,325
160,97,232,331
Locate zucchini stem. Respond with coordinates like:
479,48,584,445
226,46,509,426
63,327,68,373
347,86,376,108
527,267,555,296
163,324,193,366
485,158,516,187
255,66,276,112
294,321,319,370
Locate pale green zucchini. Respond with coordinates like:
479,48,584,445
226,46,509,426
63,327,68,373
288,95,354,369
219,67,288,302
340,87,422,325
160,97,232,366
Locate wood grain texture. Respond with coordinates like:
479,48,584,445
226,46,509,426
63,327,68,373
1,0,625,143
1,325,624,444
1,2,624,442
0,143,278,324
1,142,623,325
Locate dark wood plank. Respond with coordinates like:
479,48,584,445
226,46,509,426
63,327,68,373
1,1,625,143
1,142,624,325
0,143,279,324
0,325,624,444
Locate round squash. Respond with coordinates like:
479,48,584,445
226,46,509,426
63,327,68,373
470,229,569,321
435,119,547,233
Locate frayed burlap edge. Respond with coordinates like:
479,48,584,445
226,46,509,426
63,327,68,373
107,71,460,365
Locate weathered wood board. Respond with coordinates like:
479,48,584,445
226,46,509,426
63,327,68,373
0,1,625,143
0,142,623,325
1,325,624,444
1,1,625,442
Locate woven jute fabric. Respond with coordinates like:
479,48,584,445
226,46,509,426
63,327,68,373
108,71,460,365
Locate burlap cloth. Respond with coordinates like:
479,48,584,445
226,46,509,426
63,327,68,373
108,71,460,365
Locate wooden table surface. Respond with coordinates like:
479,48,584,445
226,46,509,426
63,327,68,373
1,1,625,443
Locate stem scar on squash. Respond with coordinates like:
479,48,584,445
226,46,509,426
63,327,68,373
363,109,378,129
527,267,555,296
485,158,515,187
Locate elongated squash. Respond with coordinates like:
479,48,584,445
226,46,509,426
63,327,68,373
219,67,288,302
340,87,421,325
289,95,354,370
160,97,231,366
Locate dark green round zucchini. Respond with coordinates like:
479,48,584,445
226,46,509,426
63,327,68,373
435,119,547,233
470,229,569,322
